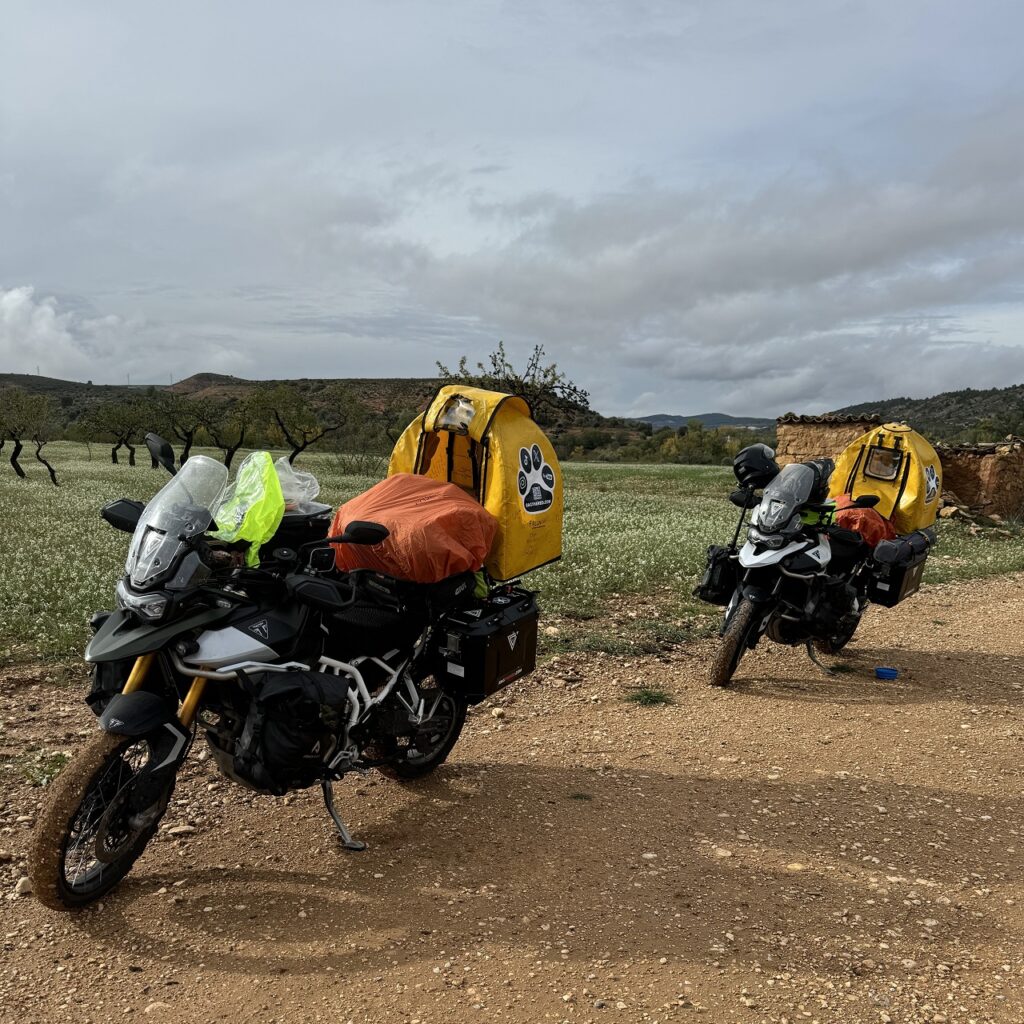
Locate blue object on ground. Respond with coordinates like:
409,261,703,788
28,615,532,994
875,666,899,680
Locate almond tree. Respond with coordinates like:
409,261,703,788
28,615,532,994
87,399,153,465
436,341,590,426
0,387,60,483
201,395,258,470
157,393,208,466
264,384,355,464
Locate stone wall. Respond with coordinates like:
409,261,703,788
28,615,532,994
937,440,1024,518
774,416,883,466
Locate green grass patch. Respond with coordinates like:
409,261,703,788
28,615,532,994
1,443,1021,663
2,749,71,787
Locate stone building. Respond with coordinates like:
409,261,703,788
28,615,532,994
775,413,1024,519
935,438,1024,518
774,414,883,466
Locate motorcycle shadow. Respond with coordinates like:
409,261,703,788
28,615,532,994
69,759,1022,984
726,643,1024,706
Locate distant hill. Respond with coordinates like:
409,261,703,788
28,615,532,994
832,384,1024,440
638,412,775,431
0,372,440,423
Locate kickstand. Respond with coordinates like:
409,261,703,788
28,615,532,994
321,780,367,851
805,639,835,676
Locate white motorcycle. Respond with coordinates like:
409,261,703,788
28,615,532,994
695,445,889,687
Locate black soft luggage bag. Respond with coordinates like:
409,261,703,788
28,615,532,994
694,545,739,606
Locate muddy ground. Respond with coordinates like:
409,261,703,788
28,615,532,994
2,574,1023,1024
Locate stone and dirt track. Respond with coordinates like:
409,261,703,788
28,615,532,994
2,573,1023,1024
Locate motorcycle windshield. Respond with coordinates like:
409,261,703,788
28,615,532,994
126,456,228,589
758,463,816,533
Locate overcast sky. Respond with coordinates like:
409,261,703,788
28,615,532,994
2,1,1023,416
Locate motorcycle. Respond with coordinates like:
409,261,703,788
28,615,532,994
695,443,929,687
29,434,538,910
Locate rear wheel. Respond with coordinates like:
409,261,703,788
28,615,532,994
813,623,858,656
376,680,467,781
709,599,759,688
29,732,175,910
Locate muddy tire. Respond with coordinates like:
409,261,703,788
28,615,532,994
709,599,758,688
29,731,173,911
376,687,468,782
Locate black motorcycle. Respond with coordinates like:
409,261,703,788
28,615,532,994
695,444,934,687
30,435,537,910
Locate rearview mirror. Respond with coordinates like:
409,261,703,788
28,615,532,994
145,432,177,476
853,494,881,509
100,498,146,533
326,520,391,546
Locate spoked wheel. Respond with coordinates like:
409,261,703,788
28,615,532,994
377,679,467,781
30,732,175,910
709,598,759,688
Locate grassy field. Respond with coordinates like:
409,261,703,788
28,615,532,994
0,442,1021,664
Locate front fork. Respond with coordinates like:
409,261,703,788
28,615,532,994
121,653,207,728
100,655,209,817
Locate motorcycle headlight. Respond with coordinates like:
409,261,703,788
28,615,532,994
748,526,787,550
116,579,170,621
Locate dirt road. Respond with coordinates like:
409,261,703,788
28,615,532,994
2,574,1023,1024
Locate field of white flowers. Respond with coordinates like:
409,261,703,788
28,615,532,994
0,442,1020,663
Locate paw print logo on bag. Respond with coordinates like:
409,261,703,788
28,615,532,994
924,464,940,503
518,444,556,514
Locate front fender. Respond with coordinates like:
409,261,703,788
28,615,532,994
99,691,177,736
97,692,192,794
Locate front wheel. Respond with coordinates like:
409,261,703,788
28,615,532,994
29,732,175,910
709,598,759,688
376,680,468,782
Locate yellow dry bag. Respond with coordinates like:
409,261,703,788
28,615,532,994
829,423,942,535
389,385,563,580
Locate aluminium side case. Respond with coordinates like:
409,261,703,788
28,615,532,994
433,590,539,704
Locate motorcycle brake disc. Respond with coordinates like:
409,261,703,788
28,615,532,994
93,782,150,864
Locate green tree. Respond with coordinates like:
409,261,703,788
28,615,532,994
156,393,209,466
201,394,259,470
0,388,59,483
263,383,362,464
86,399,154,465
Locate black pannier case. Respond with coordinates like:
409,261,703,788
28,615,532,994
868,550,927,607
434,589,538,703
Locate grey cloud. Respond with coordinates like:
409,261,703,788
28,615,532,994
3,1,1024,415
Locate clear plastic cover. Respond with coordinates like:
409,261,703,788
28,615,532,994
275,456,321,511
126,456,228,589
436,395,476,434
757,463,818,533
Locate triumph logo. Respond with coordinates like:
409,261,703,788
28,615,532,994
249,619,270,640
507,631,519,651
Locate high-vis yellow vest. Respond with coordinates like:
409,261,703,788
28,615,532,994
829,423,942,535
388,385,563,580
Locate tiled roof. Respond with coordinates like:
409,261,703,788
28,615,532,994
776,413,883,426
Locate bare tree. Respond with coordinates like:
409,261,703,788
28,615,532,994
437,341,590,425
